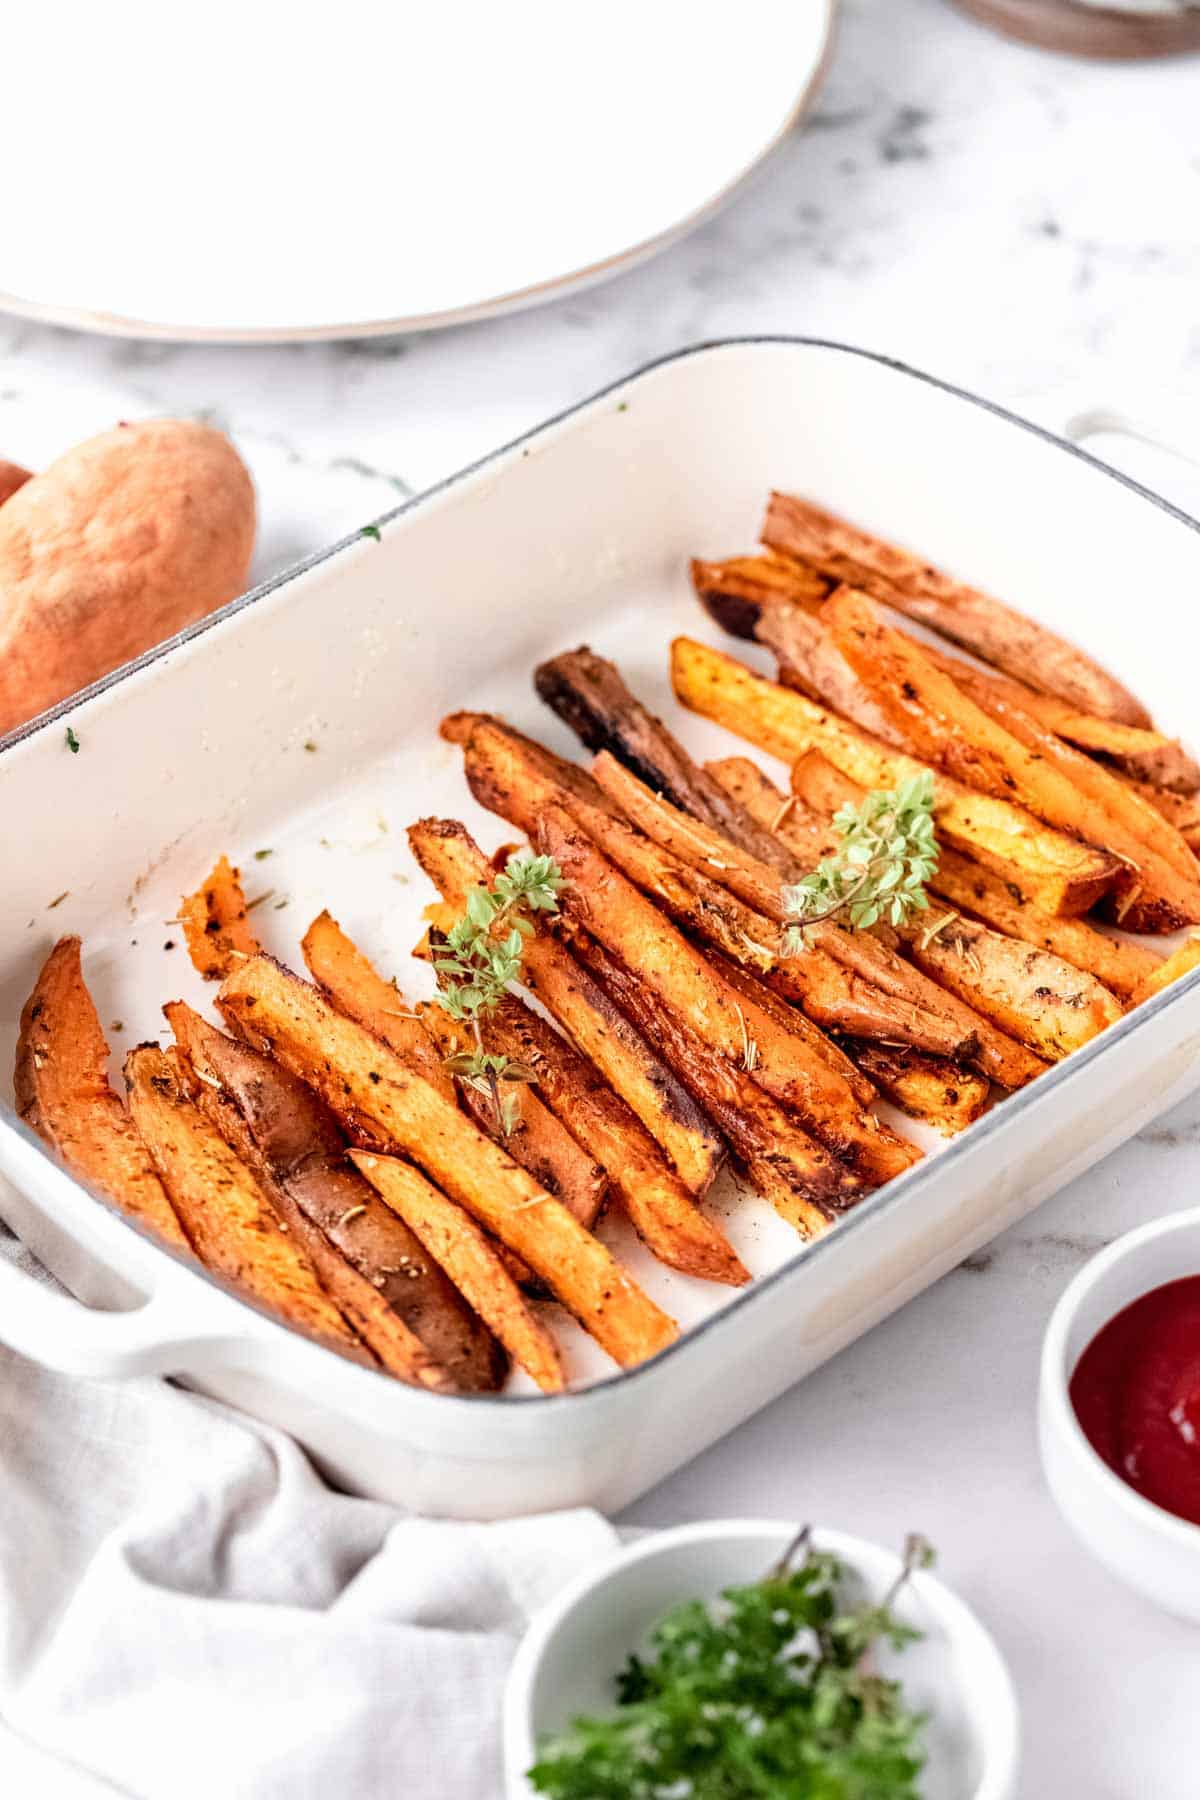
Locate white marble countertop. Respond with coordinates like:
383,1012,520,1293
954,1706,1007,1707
3,1,1200,1793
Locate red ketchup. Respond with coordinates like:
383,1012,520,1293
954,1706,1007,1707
1070,1276,1200,1528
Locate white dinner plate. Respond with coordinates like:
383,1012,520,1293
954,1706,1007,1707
1,3,835,343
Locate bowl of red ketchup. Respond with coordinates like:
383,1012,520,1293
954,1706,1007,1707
1040,1207,1200,1620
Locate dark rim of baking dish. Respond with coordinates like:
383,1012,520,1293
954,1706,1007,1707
4,335,1200,1412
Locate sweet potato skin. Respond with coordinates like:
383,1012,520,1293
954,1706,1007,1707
671,635,1118,917
762,489,1152,726
125,1043,370,1359
217,955,677,1369
352,1152,566,1393
690,551,831,640
0,420,256,735
166,1001,503,1391
0,460,32,508
180,856,262,981
408,813,725,1198
16,937,187,1248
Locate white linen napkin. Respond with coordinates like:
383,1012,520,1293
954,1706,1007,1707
0,1226,618,1800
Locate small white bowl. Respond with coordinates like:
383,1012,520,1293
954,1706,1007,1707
1040,1204,1200,1621
504,1519,1019,1800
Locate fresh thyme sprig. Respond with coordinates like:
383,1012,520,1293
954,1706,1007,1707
528,1529,936,1799
432,849,563,1135
782,772,938,951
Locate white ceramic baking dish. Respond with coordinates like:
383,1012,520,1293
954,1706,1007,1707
2,338,1199,1520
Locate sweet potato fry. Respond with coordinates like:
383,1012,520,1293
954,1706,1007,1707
824,588,1200,932
841,1041,991,1137
535,804,920,1185
15,938,187,1248
690,551,831,639
790,750,1162,1004
701,947,878,1108
576,934,859,1235
911,636,1200,795
302,909,454,1104
461,715,969,1059
166,1001,501,1391
534,645,794,873
756,596,903,745
720,755,1051,1090
408,816,725,1197
179,855,262,981
351,1151,566,1392
1130,936,1200,1008
589,748,1004,1066
762,490,1152,726
420,991,747,1286
1120,778,1200,853
217,956,677,1368
416,999,609,1233
125,1042,372,1358
671,635,1119,917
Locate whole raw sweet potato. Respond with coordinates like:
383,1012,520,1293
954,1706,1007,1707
0,419,255,734
0,460,32,508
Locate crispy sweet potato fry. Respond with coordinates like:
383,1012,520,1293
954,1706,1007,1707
534,645,795,873
691,551,831,639
840,1041,991,1137
461,715,969,1060
217,956,677,1368
166,1001,502,1391
180,855,262,981
534,804,920,1185
671,635,1119,917
576,934,859,1235
762,490,1153,726
1120,778,1200,853
701,947,878,1108
1130,936,1200,1008
15,938,187,1248
895,911,1122,1061
302,909,454,1104
408,816,725,1197
589,748,1006,1066
351,1151,566,1393
790,750,1162,1004
757,597,903,745
420,991,747,1286
125,1043,372,1358
911,637,1200,794
416,998,609,1233
719,755,1051,1090
824,588,1200,932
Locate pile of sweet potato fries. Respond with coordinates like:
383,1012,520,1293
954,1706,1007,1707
16,491,1200,1396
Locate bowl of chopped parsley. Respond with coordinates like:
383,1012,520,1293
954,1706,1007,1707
503,1519,1018,1800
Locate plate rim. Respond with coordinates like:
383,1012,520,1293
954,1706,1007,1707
0,5,837,345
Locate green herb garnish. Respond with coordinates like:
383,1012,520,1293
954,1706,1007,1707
529,1532,934,1799
65,726,80,754
783,773,937,948
432,850,562,1135
360,524,382,543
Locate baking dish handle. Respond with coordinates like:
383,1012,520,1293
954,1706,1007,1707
0,1250,238,1380
1026,383,1200,473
